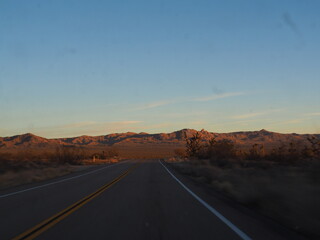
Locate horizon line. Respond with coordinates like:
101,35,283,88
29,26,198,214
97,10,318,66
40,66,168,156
1,128,319,139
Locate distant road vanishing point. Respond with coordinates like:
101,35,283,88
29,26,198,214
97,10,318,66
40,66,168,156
0,160,304,240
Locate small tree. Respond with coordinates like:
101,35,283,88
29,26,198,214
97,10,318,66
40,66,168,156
184,132,202,158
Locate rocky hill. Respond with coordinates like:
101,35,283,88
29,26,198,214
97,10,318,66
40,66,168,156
0,129,319,150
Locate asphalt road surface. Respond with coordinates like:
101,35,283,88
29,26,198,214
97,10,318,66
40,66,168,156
0,159,305,240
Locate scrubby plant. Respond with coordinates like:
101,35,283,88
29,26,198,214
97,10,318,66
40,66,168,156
104,148,119,159
308,136,320,159
53,145,87,164
247,144,265,160
301,145,313,159
287,141,301,162
184,132,202,158
209,139,236,160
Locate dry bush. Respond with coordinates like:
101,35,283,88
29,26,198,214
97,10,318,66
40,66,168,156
103,148,119,159
0,166,73,190
242,139,320,163
183,131,320,163
52,145,87,165
184,132,202,158
308,136,320,158
184,134,237,164
0,151,49,173
208,139,236,160
246,144,265,160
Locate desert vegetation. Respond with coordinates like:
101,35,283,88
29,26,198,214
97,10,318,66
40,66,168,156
168,133,320,239
0,145,121,189
182,132,320,162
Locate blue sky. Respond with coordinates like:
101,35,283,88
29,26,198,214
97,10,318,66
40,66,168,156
1,0,320,137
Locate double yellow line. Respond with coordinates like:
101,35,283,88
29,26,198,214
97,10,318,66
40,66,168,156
12,163,139,240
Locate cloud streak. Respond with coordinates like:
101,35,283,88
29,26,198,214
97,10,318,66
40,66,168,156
232,109,282,120
193,92,245,102
60,121,97,129
134,92,246,111
133,100,175,111
305,112,320,116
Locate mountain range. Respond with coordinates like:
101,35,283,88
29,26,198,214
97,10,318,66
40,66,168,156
1,129,319,149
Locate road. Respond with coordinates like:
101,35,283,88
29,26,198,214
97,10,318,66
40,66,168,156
0,159,305,240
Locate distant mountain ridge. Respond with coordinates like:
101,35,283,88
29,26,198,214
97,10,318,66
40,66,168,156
0,129,319,149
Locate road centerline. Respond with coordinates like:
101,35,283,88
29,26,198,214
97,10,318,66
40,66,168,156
12,163,139,240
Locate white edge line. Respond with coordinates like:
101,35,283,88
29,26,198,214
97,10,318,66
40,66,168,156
159,160,252,240
0,161,127,199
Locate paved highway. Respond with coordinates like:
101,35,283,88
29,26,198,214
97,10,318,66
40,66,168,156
0,160,305,240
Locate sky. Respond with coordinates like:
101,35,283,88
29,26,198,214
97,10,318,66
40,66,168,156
1,0,320,138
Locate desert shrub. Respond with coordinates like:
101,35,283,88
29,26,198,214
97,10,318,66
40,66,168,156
266,143,288,162
183,131,319,165
287,141,302,162
104,148,119,159
184,133,237,166
308,136,320,159
14,150,39,161
208,139,236,161
246,144,265,160
52,145,86,164
184,132,202,158
262,141,314,163
301,145,314,159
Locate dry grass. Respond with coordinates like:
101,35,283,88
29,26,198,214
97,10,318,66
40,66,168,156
169,159,320,239
0,165,73,189
0,143,175,190
0,146,124,190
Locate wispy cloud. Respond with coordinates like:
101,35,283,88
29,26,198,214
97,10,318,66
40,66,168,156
162,111,208,118
282,119,305,124
190,120,207,125
215,119,262,125
114,121,142,124
57,121,142,130
133,100,175,111
193,92,245,102
265,118,308,128
60,121,97,129
131,92,245,112
305,112,320,116
232,109,282,119
232,112,267,119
